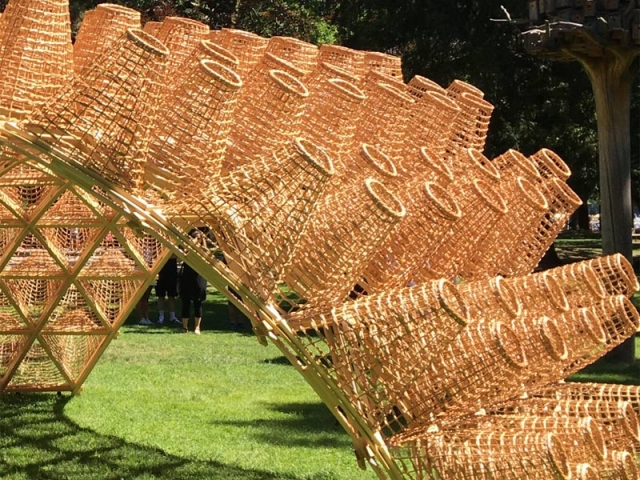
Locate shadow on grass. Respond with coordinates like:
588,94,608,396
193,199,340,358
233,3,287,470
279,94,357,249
0,394,308,480
569,361,640,386
209,402,347,450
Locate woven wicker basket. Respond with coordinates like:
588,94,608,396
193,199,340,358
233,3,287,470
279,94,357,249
396,146,455,185
217,28,268,76
154,16,209,90
266,36,318,76
144,59,242,197
456,275,522,324
364,51,403,78
356,81,414,161
586,254,639,297
362,181,461,292
448,92,494,153
406,75,446,99
282,178,405,312
503,271,571,323
317,44,365,79
0,0,73,118
500,177,582,277
405,89,461,159
73,3,141,75
23,28,169,191
462,176,549,280
224,69,309,173
413,178,508,282
299,78,365,182
305,61,360,99
196,138,334,298
530,148,572,181
446,78,485,99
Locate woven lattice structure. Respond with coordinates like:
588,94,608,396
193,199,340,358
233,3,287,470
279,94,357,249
144,59,242,198
73,3,141,75
0,5,638,479
0,0,73,118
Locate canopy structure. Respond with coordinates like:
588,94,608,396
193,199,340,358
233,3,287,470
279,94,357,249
0,1,638,478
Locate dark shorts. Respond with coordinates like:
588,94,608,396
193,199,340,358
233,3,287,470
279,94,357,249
156,279,177,298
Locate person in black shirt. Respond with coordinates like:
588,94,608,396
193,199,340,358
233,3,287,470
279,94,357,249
156,254,179,325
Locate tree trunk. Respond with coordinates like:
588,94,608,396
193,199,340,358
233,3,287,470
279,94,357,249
579,51,638,363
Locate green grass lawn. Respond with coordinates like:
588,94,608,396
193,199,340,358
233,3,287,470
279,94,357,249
0,289,376,480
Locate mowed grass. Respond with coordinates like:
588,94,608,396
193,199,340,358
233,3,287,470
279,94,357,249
0,289,376,480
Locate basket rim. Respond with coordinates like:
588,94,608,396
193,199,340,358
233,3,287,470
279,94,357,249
126,29,169,57
268,69,309,98
360,143,397,178
364,178,405,220
534,148,571,180
419,147,454,183
97,3,141,19
515,176,548,212
495,322,528,369
546,433,572,480
424,90,461,114
294,137,335,177
539,316,569,361
467,148,501,183
327,78,366,102
549,177,582,208
423,182,461,221
471,179,509,215
199,59,242,89
493,276,522,318
200,40,240,66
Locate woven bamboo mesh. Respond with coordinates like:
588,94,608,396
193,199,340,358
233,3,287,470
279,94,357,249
446,78,485,99
298,78,365,179
360,68,406,98
530,148,572,181
265,36,318,76
73,3,141,75
364,51,403,78
586,253,639,297
0,0,73,119
448,91,494,153
456,275,523,324
492,148,542,182
224,69,309,173
240,53,306,100
22,28,169,191
405,90,461,159
355,81,414,161
305,61,360,97
154,17,209,89
290,279,469,431
174,138,334,299
406,75,446,99
503,271,571,322
195,40,240,71
446,147,500,189
361,182,462,293
392,430,572,480
396,146,455,185
461,176,549,280
500,177,582,277
217,28,268,76
413,178,508,282
399,321,529,428
317,44,365,79
283,179,405,314
144,59,242,198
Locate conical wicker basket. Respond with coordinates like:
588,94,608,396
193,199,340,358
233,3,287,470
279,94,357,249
396,146,455,185
406,75,446,98
142,20,162,36
362,181,462,293
364,51,403,78
585,254,639,298
448,92,494,153
356,80,414,161
305,61,360,97
73,3,141,75
446,78,485,99
282,179,405,312
405,90,461,159
154,16,209,90
224,69,309,173
0,0,73,118
195,138,335,299
500,177,582,277
503,271,571,323
299,78,365,181
23,28,169,190
492,148,542,182
194,39,240,71
317,44,365,79
217,28,268,76
144,59,242,197
530,148,572,181
456,275,522,324
265,36,318,76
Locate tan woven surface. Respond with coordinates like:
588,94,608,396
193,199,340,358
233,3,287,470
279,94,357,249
145,59,242,198
73,3,141,75
407,75,446,98
448,91,494,153
318,44,365,78
446,78,485,99
0,0,73,118
224,69,309,173
265,36,318,76
530,148,572,180
217,28,268,76
23,29,169,191
364,51,403,78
